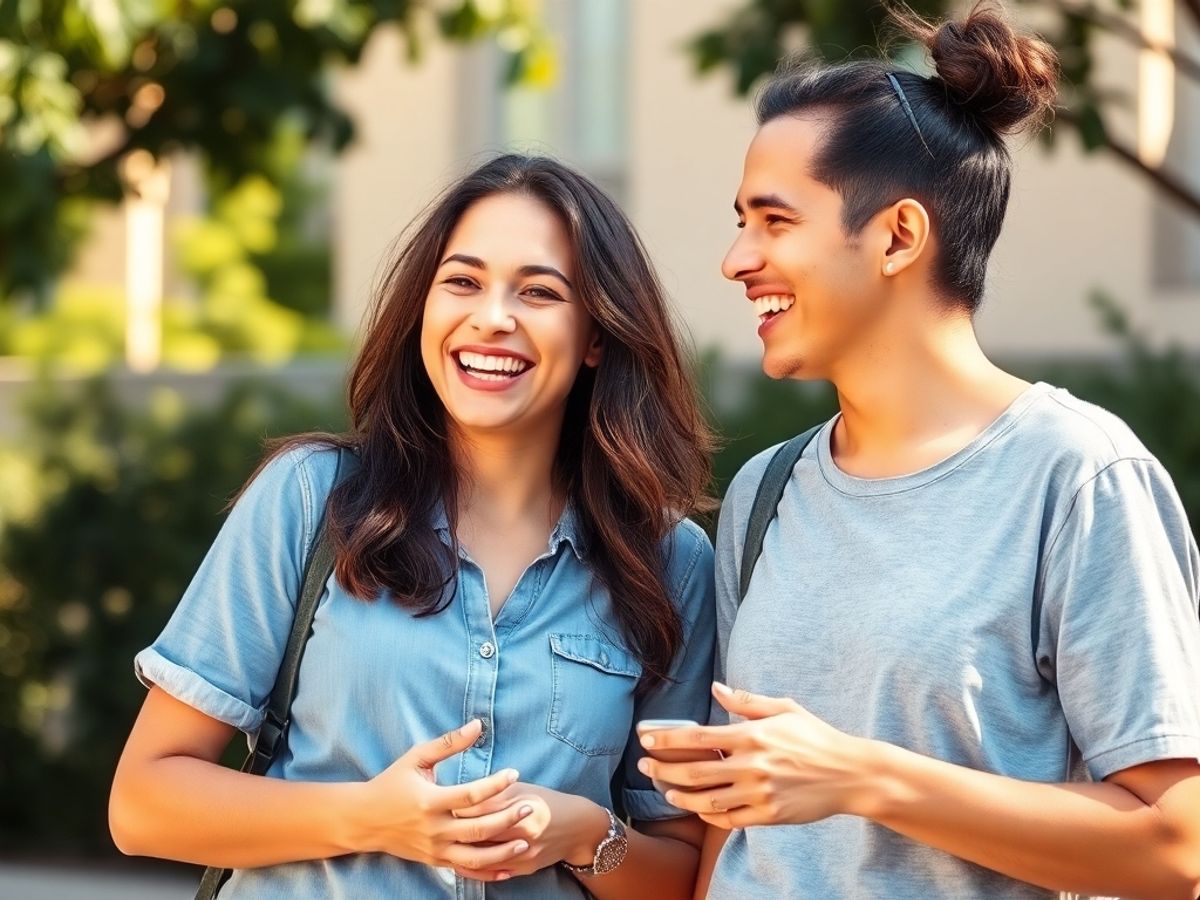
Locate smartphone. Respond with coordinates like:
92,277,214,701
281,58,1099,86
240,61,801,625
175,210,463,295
636,719,723,764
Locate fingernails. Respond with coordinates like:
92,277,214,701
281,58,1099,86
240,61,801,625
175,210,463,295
497,872,512,881
637,759,651,775
503,768,519,783
713,681,732,696
514,841,529,854
640,734,656,748
665,790,678,805
518,805,533,818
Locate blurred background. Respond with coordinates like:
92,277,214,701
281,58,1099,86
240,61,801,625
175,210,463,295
1,0,1198,894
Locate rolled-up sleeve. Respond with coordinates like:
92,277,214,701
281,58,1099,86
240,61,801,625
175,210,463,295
134,446,334,734
619,519,717,821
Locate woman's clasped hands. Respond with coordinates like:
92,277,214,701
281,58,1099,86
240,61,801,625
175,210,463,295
350,719,607,883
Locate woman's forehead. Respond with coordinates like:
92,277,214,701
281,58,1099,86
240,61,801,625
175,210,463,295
444,193,573,273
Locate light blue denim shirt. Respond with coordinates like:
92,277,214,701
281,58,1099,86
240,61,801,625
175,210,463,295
135,446,715,899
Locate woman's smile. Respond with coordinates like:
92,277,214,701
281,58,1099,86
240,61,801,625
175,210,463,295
451,346,536,392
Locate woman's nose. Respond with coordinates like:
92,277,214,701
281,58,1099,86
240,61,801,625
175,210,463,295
472,287,518,334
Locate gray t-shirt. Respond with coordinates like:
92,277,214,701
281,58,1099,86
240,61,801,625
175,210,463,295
707,382,1200,900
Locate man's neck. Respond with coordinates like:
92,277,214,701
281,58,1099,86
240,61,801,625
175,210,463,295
827,316,1030,478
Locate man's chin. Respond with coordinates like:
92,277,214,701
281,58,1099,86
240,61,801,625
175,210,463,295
761,349,810,381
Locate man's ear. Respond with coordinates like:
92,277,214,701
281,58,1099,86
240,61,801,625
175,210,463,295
876,197,931,278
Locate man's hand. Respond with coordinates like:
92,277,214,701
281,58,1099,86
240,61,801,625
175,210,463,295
636,682,879,830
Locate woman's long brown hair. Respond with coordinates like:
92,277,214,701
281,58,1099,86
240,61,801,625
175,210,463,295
255,155,714,691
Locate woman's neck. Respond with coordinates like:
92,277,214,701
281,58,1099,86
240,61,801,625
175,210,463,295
450,423,563,531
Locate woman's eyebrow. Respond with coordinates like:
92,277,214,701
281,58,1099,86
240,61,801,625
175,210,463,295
517,265,572,289
440,253,486,269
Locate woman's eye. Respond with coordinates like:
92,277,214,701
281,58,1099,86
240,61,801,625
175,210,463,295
524,286,563,301
445,276,477,289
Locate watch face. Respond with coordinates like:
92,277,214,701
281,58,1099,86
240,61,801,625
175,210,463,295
593,833,629,875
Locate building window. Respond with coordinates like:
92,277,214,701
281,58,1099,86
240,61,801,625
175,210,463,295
458,0,629,202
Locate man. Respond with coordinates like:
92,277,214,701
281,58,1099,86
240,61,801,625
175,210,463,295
638,7,1200,899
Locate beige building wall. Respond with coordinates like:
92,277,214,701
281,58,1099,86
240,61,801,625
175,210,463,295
331,26,470,338
65,5,1199,361
332,1,1200,361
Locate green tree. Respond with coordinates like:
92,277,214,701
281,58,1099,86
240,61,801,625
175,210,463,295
0,0,547,302
690,0,1200,220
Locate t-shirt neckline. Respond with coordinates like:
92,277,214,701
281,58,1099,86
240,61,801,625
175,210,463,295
815,381,1055,497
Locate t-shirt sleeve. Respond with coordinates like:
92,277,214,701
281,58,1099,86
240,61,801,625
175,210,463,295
619,520,716,821
1040,457,1200,780
133,446,335,734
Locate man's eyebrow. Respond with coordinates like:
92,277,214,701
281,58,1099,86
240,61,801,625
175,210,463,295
733,194,800,216
440,255,573,289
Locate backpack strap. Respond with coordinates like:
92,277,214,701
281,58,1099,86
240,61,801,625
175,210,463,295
196,445,359,900
738,425,823,606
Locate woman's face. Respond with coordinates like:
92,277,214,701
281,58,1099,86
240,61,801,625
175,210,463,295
420,192,602,438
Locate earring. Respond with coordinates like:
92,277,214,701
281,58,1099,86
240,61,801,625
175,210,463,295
883,261,894,275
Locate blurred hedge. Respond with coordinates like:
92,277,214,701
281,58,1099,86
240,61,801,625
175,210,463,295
0,313,1197,856
0,375,345,854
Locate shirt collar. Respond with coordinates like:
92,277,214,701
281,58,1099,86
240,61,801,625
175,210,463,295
431,501,587,561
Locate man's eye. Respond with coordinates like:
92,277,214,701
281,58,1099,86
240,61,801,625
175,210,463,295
765,215,792,226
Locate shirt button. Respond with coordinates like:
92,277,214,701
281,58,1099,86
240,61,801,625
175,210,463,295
479,641,496,659
475,717,489,747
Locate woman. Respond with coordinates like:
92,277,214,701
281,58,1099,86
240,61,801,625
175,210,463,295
636,5,1200,899
109,155,717,899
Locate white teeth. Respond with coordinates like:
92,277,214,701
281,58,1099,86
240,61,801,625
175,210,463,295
456,351,529,376
751,295,795,317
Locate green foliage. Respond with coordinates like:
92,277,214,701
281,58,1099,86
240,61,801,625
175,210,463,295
0,0,547,301
0,374,346,853
0,280,346,372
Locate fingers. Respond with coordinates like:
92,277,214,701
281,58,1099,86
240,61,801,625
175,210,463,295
661,783,756,818
441,838,530,873
453,865,513,884
446,803,534,845
712,682,799,720
638,721,747,754
410,720,484,770
701,805,767,830
638,755,732,790
451,785,520,819
437,768,520,811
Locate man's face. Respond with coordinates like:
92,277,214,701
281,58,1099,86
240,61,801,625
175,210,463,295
722,115,887,381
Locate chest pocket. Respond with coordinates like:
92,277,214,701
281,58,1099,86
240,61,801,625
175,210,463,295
547,633,641,756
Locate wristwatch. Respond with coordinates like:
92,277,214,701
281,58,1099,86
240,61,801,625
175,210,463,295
561,807,628,877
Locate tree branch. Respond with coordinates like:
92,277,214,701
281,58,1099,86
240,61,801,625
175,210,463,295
1180,0,1200,32
1039,0,1200,82
1057,108,1200,219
